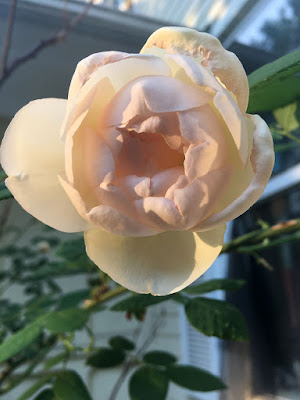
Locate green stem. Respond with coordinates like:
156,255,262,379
235,230,300,254
0,336,57,394
84,285,128,310
221,218,300,254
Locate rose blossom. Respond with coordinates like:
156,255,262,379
0,27,274,295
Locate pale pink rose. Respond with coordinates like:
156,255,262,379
0,27,274,295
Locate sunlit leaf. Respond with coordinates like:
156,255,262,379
42,308,89,334
248,49,300,112
0,320,42,364
274,101,300,131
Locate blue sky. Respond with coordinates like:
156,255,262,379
239,0,292,44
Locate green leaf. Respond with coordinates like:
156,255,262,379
0,182,12,200
274,101,300,131
57,290,90,310
247,49,300,113
109,335,135,351
0,320,42,364
53,370,92,400
143,351,177,366
185,298,248,341
17,376,53,400
34,389,55,400
56,238,86,261
26,261,88,280
86,347,125,368
111,294,170,312
184,279,245,295
42,308,89,334
129,366,168,400
44,351,69,370
167,365,226,392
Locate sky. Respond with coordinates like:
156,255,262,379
238,0,293,45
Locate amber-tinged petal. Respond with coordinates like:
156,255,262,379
0,99,89,232
84,224,226,295
141,26,249,113
196,114,274,231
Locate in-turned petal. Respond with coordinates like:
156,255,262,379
0,99,89,232
84,225,226,295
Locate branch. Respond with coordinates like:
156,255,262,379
83,285,128,310
221,218,300,254
0,336,57,395
0,0,18,78
108,309,166,400
0,1,93,89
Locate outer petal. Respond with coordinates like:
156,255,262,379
196,114,274,231
84,224,226,295
0,99,89,232
141,26,249,113
68,51,129,101
168,54,248,167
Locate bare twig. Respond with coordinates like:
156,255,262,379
108,309,166,400
0,1,93,88
62,0,70,28
0,0,18,78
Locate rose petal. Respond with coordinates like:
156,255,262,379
167,54,248,167
68,51,129,101
59,177,158,236
102,75,212,128
135,197,183,230
119,175,151,199
140,26,249,113
196,114,274,231
82,127,115,187
88,205,159,237
64,55,171,184
151,167,184,197
0,99,89,232
84,224,226,295
178,105,225,145
174,167,232,229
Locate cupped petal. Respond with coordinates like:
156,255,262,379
168,54,248,167
68,51,129,101
173,167,232,230
196,114,274,231
102,75,212,128
63,54,171,138
0,99,89,232
84,224,226,295
59,176,158,236
82,127,115,187
141,26,249,113
63,55,171,185
151,167,184,197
